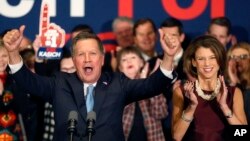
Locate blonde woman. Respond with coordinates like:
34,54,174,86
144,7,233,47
227,42,250,123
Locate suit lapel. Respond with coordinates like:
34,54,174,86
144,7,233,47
94,73,110,120
67,73,87,121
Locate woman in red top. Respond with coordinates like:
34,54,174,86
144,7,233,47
171,35,247,141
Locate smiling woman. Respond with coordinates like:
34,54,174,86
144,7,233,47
171,35,247,141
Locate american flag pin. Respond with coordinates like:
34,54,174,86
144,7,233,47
103,82,108,85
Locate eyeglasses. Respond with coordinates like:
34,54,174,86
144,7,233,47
229,54,250,61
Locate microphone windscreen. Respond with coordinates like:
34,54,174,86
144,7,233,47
68,110,78,121
87,111,96,121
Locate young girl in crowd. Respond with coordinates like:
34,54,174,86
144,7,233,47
171,35,247,141
117,46,167,141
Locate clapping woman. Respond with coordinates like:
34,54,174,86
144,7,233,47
171,35,247,141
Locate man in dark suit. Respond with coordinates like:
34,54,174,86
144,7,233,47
3,25,179,141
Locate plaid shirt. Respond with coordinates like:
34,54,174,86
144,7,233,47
123,94,167,141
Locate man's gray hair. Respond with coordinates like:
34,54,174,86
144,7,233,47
112,16,134,32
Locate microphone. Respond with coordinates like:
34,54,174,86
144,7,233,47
68,110,78,141
86,111,96,141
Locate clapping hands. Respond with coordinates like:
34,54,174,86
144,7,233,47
184,81,198,107
216,75,228,108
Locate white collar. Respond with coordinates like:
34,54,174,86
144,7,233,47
84,82,97,96
173,48,183,67
141,51,158,61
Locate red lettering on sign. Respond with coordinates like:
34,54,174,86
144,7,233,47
118,0,133,18
211,0,225,18
161,0,225,20
161,0,207,20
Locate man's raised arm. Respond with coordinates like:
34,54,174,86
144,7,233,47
3,25,25,65
158,28,180,78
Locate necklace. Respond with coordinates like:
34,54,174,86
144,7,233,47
195,78,221,101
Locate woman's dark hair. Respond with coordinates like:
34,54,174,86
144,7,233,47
183,35,226,78
116,46,144,71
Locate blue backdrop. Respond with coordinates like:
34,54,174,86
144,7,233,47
1,0,249,52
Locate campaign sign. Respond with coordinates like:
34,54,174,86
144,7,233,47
38,0,65,59
38,47,62,59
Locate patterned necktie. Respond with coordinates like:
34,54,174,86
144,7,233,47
86,85,94,112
